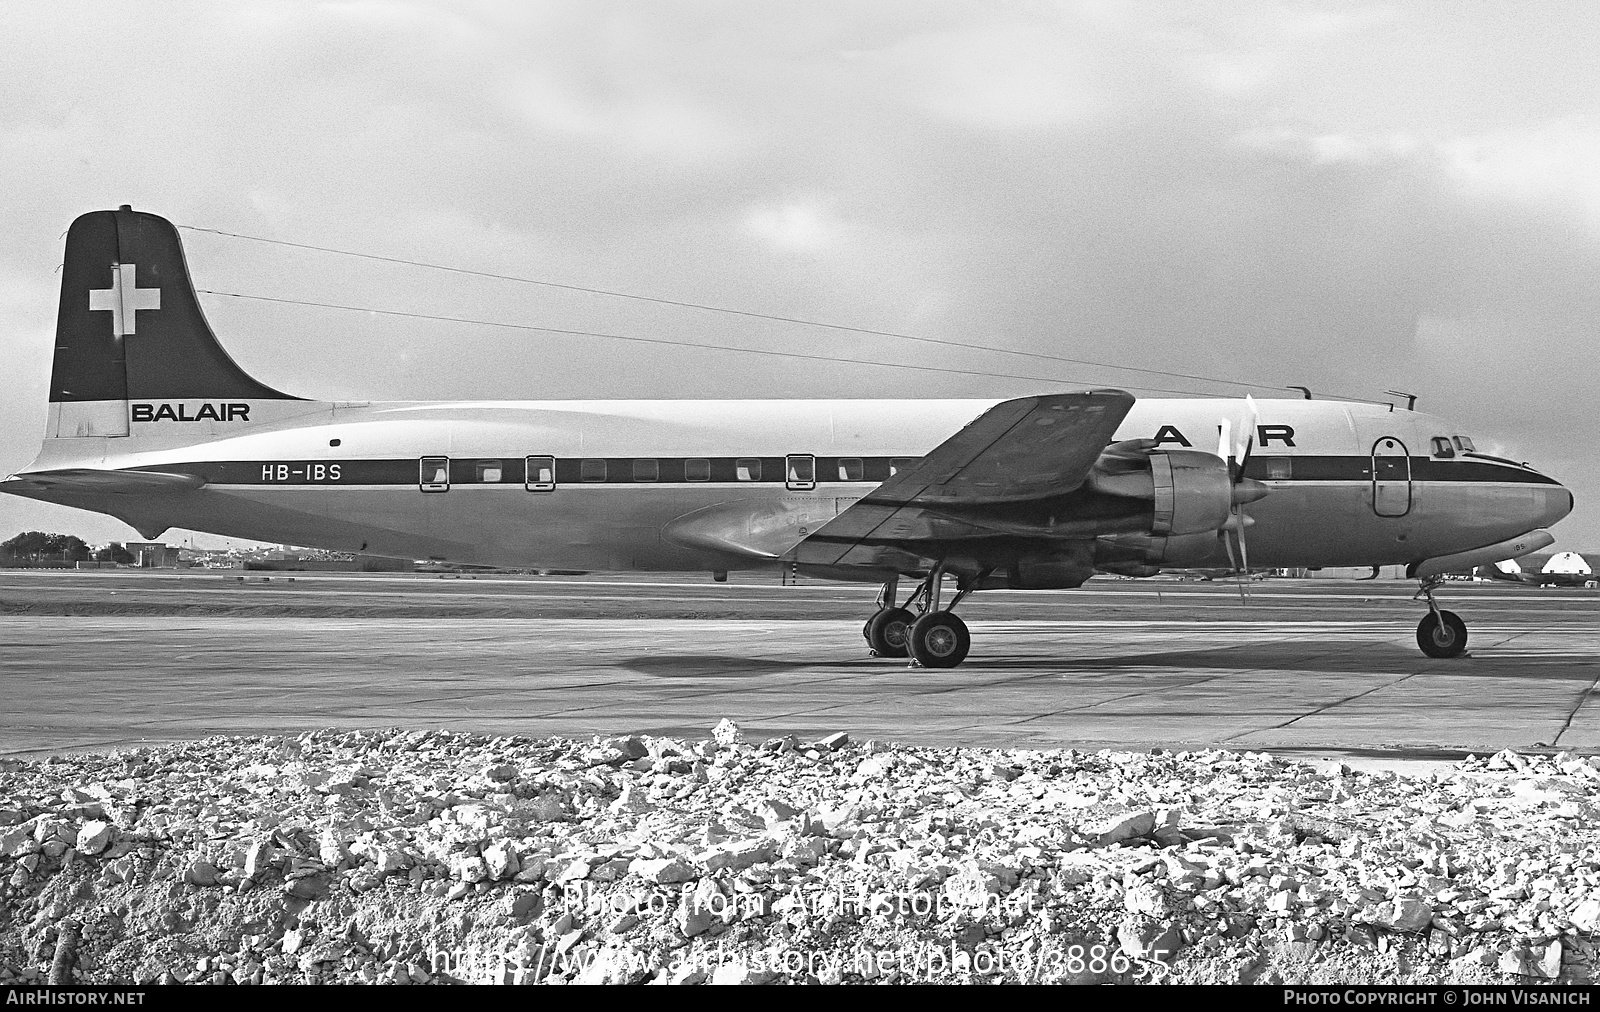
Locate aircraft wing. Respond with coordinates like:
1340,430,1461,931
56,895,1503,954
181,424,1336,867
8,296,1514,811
0,468,207,496
795,390,1136,568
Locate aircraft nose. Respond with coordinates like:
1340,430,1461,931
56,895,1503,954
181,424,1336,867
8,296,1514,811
1537,481,1575,528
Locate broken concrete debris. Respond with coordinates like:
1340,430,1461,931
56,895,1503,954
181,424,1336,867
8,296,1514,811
1,731,1597,984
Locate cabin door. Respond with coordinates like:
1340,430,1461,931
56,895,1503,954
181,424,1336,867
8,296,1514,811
1371,437,1412,517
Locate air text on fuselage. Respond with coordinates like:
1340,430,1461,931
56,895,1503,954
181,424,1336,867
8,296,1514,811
131,402,250,423
1151,424,1296,448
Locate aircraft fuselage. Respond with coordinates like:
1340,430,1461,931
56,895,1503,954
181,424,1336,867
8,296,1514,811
16,396,1571,574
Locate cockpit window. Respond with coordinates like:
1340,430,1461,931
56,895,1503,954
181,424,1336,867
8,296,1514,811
1431,437,1455,458
1453,436,1476,453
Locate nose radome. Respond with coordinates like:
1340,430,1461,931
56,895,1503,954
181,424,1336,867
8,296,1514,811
1539,483,1575,528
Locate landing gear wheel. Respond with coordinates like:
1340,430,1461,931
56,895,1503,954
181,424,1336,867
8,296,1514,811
909,611,971,668
864,608,914,658
1417,610,1468,658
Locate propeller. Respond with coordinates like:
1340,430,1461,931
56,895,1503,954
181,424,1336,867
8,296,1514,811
1218,397,1262,603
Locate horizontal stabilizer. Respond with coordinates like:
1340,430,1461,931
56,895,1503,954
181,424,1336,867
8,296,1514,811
0,468,206,495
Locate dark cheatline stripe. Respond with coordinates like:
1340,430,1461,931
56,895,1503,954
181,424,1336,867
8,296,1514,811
139,456,914,486
1243,456,1560,485
135,454,1560,487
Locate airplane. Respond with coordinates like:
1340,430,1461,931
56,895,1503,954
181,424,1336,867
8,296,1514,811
1477,553,1596,588
1475,558,1532,584
1,206,1575,667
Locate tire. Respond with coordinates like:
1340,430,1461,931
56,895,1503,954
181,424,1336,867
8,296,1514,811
909,611,971,668
864,608,914,658
1417,610,1468,658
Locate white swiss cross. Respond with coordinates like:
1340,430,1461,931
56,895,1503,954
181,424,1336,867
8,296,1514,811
88,263,161,336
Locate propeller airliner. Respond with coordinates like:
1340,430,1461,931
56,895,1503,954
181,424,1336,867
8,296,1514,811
2,207,1574,666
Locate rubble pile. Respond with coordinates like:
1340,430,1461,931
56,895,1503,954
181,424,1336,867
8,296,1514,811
2,723,1597,985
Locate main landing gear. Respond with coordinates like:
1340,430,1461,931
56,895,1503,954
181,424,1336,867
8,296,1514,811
1414,577,1468,658
863,577,915,659
862,568,974,668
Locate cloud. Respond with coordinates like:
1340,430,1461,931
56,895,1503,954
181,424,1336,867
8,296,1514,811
742,199,847,251
1439,121,1600,227
855,23,1108,130
1233,128,1424,165
498,67,739,163
1234,118,1600,232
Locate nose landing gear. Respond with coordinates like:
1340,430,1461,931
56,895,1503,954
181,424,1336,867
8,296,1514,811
1414,577,1468,658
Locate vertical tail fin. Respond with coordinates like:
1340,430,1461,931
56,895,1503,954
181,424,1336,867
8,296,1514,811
49,205,300,437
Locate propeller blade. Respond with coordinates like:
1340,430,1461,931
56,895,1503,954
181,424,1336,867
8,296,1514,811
1236,395,1260,483
1219,396,1262,603
1235,394,1259,603
1217,516,1251,604
1236,514,1252,604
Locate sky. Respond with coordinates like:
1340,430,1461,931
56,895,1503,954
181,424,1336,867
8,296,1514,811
1,0,1597,550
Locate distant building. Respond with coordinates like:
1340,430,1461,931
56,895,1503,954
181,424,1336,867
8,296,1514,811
1543,551,1593,577
1539,551,1596,587
124,542,182,568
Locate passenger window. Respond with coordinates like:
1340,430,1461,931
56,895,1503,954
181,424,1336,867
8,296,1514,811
1260,457,1292,480
525,456,554,491
1453,436,1476,453
838,457,864,481
475,460,503,482
785,454,815,491
736,458,762,481
890,457,915,476
419,456,450,492
1431,437,1455,458
580,459,607,482
685,458,711,482
633,459,658,482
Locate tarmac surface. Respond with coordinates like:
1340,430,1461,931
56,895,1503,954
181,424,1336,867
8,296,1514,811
1,570,1595,760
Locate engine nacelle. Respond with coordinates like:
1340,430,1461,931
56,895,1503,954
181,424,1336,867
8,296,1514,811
978,544,1097,589
1097,531,1227,569
1096,561,1163,578
1150,450,1233,536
